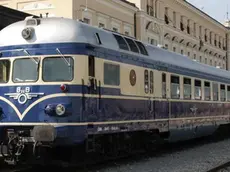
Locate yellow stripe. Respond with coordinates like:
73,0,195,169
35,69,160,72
0,115,229,126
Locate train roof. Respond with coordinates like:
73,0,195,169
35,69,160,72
0,17,229,83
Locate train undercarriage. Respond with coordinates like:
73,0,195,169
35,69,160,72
0,127,168,166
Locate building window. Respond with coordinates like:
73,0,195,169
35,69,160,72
180,16,184,31
164,7,169,24
209,32,212,44
98,23,105,28
124,31,129,36
104,63,120,86
215,61,217,67
165,44,168,49
173,47,176,52
148,38,157,46
171,75,180,99
188,52,190,57
113,27,118,32
204,29,207,42
194,23,196,37
187,20,190,34
194,54,196,60
83,18,90,24
210,59,212,66
181,49,183,55
199,25,202,39
205,58,207,64
199,56,202,62
147,1,154,16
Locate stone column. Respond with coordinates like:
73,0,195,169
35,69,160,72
176,12,180,30
158,0,165,21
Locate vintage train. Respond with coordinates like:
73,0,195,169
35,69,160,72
0,16,230,165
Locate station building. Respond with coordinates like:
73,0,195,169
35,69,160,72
0,0,230,70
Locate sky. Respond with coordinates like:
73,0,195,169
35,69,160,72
187,0,229,23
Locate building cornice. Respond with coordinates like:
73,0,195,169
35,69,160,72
175,0,228,31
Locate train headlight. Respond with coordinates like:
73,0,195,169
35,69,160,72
55,104,66,116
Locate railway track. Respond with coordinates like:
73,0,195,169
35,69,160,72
206,161,230,172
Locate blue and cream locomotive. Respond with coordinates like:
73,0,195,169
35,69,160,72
0,16,230,164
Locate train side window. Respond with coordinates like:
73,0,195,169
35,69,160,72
0,60,10,83
144,70,149,93
194,80,201,100
227,86,230,101
88,56,95,77
162,73,166,98
204,81,210,100
104,63,120,86
124,38,139,53
171,75,180,99
213,83,219,101
135,41,148,55
150,71,154,94
220,84,226,101
183,78,191,99
113,34,129,51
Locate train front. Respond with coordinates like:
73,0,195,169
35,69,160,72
0,17,87,164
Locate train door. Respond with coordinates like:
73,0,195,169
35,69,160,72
149,70,155,119
145,70,155,119
86,55,100,121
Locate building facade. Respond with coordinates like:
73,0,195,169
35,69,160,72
0,0,230,70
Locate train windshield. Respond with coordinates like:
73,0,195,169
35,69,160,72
42,56,74,82
12,58,39,82
0,60,10,83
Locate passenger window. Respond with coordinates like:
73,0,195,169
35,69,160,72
124,38,139,53
227,86,230,101
135,41,148,55
213,83,219,101
150,71,154,94
171,75,180,99
204,81,210,100
0,60,10,83
195,80,201,100
144,70,149,93
220,84,226,101
162,73,166,98
183,78,191,99
113,34,129,51
43,56,73,82
104,63,120,86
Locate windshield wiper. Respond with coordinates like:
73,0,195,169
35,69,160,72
56,48,71,67
22,49,39,65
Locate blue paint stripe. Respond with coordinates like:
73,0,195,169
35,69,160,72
0,42,229,84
